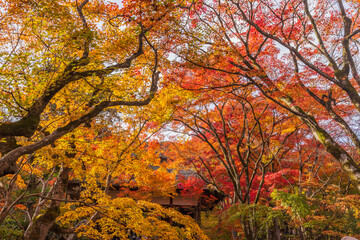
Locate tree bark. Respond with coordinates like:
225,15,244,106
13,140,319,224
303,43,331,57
24,166,70,240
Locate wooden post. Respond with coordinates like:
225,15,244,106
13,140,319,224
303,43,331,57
194,202,201,227
170,197,173,206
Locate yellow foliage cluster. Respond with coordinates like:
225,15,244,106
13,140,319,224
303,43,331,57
59,198,208,240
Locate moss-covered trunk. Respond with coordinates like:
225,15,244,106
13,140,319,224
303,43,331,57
280,96,360,192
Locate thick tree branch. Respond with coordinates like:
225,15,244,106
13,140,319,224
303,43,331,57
0,28,148,139
0,52,160,177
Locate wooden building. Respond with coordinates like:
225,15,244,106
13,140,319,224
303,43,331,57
106,167,224,226
68,156,224,226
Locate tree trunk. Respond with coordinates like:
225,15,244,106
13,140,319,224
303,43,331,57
273,218,281,240
24,166,70,240
280,96,360,192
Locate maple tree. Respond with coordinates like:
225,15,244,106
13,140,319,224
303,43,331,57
0,0,209,239
163,80,306,238
161,0,360,238
169,88,299,204
0,0,165,177
167,0,360,192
